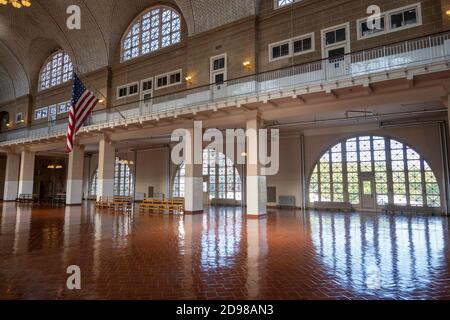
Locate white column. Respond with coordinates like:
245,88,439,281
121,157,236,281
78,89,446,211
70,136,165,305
246,116,267,217
97,138,115,200
66,145,85,205
184,123,203,214
3,153,20,201
18,151,35,196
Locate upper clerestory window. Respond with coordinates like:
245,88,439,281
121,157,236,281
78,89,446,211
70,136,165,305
39,51,73,91
121,6,182,62
275,0,301,9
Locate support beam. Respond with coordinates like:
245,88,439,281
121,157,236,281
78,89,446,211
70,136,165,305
66,145,85,205
184,122,203,214
246,115,267,217
97,138,115,200
18,151,35,196
3,153,20,201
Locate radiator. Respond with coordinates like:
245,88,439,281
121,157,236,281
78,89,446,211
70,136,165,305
279,196,295,208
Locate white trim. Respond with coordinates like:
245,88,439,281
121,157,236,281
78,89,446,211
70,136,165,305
127,82,140,97
357,3,422,40
321,22,351,58
210,53,228,84
269,33,315,62
116,82,140,99
34,107,49,120
57,101,71,114
116,84,128,100
155,69,183,90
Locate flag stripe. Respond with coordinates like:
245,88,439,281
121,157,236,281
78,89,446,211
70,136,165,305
66,74,99,153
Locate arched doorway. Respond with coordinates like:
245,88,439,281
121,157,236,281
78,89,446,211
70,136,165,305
173,149,242,205
308,135,441,210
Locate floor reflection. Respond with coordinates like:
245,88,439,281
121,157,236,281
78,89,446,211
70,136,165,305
309,212,448,299
0,202,449,300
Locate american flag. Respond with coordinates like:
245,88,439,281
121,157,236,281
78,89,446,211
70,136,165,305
66,74,99,152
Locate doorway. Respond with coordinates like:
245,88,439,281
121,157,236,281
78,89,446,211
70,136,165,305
210,54,227,99
140,78,153,115
360,173,376,210
321,23,350,79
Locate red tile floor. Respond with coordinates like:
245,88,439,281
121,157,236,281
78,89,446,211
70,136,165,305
0,202,449,300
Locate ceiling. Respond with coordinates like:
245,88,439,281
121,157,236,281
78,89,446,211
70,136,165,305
0,0,258,104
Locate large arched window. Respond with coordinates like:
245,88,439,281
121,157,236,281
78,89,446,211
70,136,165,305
309,136,441,209
173,149,242,201
121,6,181,62
90,157,134,197
39,51,73,91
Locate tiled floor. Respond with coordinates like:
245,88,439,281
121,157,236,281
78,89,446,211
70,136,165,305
0,202,449,300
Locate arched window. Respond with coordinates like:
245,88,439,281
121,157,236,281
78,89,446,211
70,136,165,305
39,51,73,91
173,149,242,201
121,6,181,62
90,157,134,197
309,136,441,209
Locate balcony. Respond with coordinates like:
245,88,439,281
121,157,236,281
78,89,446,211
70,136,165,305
1,31,450,146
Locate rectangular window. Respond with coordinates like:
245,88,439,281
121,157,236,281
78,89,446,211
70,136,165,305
117,85,128,99
325,28,346,46
357,3,422,40
128,83,139,95
117,82,139,99
155,69,182,89
269,33,315,62
142,79,152,91
34,107,49,120
271,42,290,60
58,101,71,114
15,112,23,123
390,7,418,30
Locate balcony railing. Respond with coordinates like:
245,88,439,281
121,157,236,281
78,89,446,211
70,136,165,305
1,31,450,144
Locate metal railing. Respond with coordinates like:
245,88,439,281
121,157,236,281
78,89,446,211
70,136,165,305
1,31,450,144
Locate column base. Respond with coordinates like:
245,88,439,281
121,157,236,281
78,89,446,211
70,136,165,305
184,210,204,215
66,203,82,207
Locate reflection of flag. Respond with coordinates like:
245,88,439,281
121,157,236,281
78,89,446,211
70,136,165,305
66,74,99,152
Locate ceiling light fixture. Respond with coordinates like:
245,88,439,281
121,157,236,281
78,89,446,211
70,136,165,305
0,0,32,8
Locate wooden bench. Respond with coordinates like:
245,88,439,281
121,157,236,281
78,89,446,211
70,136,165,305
95,196,112,209
95,196,133,211
53,193,66,205
382,204,440,215
17,194,39,204
139,198,185,214
110,196,133,211
312,201,353,212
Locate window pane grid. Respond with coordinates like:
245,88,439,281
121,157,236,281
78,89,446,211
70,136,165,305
122,7,181,62
309,136,440,209
173,149,241,201
39,52,73,91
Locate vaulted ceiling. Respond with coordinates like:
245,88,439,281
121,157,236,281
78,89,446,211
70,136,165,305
0,0,258,104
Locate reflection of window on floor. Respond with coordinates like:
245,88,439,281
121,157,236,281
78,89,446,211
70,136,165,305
173,149,242,201
90,157,134,197
309,136,441,208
